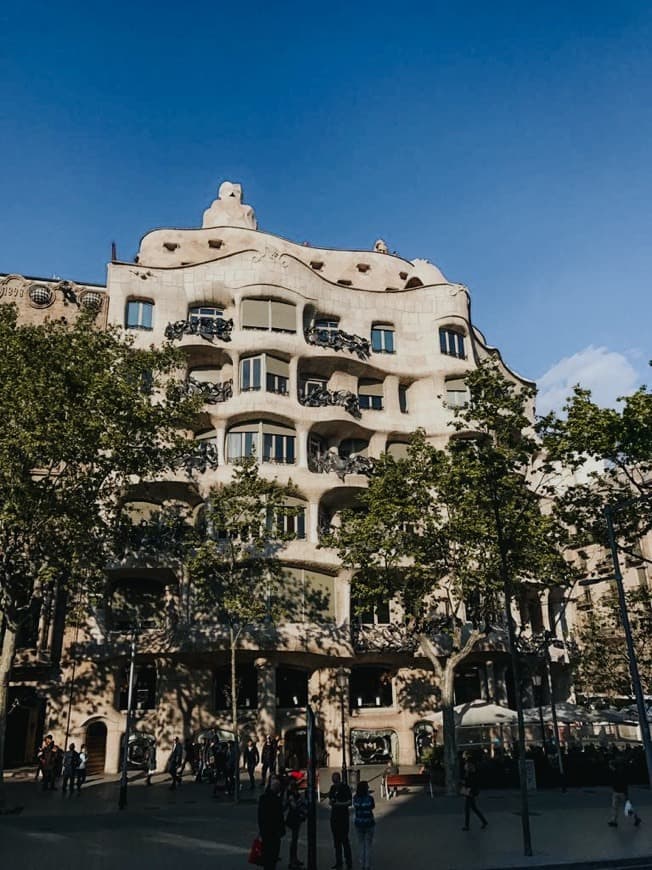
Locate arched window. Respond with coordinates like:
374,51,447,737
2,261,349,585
439,326,465,359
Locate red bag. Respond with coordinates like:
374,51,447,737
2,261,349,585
248,836,264,866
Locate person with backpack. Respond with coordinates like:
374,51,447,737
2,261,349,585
353,780,375,870
461,759,488,831
284,778,308,869
61,743,80,794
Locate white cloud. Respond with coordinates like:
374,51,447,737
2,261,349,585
536,346,641,416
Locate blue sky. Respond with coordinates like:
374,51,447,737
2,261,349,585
1,1,650,411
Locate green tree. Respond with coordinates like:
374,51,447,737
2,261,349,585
0,304,199,805
330,361,573,796
187,458,300,797
539,376,652,556
572,586,652,702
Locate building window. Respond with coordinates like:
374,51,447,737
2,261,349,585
118,664,157,711
213,665,258,710
445,377,469,408
189,305,224,328
371,325,395,354
358,379,384,411
302,377,327,398
226,421,296,465
439,327,465,359
351,598,390,625
240,354,289,394
386,441,409,459
276,667,309,708
241,299,296,333
110,579,166,630
313,317,340,339
267,501,306,539
126,300,154,331
398,385,408,413
279,567,335,621
349,667,394,709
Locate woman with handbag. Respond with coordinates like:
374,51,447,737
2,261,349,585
461,760,488,831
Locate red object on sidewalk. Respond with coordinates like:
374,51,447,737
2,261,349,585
248,836,264,865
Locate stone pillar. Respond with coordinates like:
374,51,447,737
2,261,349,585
215,424,227,467
308,499,320,545
295,423,309,469
289,356,300,403
495,664,509,705
231,351,241,396
486,660,497,702
255,657,277,741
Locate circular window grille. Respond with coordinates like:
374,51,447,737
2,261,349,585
28,284,54,307
81,291,103,309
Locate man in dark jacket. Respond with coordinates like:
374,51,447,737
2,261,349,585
261,735,277,788
328,772,353,870
608,761,642,827
61,743,80,794
245,738,260,790
167,736,184,790
258,775,285,870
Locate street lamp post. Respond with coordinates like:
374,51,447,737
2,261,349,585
118,629,137,810
531,672,545,749
336,668,348,785
604,504,652,786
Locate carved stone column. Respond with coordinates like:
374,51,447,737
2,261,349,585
295,423,309,469
255,657,277,741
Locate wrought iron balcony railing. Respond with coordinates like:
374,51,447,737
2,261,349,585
165,316,233,342
299,386,361,418
304,327,371,359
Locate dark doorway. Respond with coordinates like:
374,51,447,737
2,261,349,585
284,726,326,769
86,721,107,775
4,688,45,768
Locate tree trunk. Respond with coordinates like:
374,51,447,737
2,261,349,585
441,664,459,796
0,621,17,811
229,627,240,803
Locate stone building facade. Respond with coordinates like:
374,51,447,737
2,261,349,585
5,182,647,775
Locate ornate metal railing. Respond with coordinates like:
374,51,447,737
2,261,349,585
304,327,371,359
175,440,219,475
180,377,233,404
352,622,420,653
165,317,233,342
299,386,361,419
308,450,374,481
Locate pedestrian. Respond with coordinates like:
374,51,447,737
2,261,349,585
328,772,353,870
145,741,157,786
258,775,286,870
38,735,56,792
166,736,184,790
76,744,87,792
261,735,277,788
461,760,488,831
225,740,238,796
284,778,307,869
245,738,260,790
353,780,375,870
52,743,63,790
61,743,80,794
608,761,642,828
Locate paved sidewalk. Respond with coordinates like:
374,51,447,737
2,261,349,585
1,773,651,869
